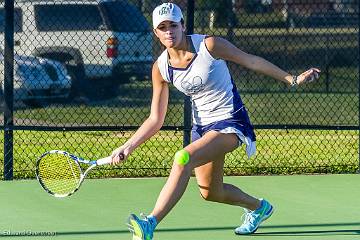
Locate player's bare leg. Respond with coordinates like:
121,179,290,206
195,151,260,210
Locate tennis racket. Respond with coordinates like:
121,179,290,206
36,150,118,198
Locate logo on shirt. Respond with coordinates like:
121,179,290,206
181,76,205,94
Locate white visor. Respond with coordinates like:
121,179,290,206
152,3,183,29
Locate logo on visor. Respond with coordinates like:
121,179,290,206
159,6,171,15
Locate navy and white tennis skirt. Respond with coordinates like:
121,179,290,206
191,108,256,158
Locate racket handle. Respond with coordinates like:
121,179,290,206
96,154,124,165
96,156,113,165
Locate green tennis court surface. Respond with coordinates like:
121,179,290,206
1,174,359,240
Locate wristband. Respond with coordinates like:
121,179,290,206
290,75,298,87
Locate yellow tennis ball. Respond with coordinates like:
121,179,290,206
174,149,190,166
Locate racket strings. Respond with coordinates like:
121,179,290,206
38,153,82,196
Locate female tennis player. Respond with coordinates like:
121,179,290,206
111,3,320,239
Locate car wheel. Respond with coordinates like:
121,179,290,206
119,73,131,84
85,77,117,100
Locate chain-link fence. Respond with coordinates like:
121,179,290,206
1,0,359,180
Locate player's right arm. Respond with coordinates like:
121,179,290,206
111,61,169,164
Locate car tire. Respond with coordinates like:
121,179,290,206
85,77,118,100
119,73,131,84
64,60,86,99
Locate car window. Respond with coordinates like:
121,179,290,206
99,1,149,32
34,4,105,31
0,8,23,32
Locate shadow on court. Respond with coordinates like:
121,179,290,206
255,229,360,236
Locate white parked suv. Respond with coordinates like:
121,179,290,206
0,0,153,96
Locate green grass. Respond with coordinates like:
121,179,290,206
12,92,359,126
244,93,359,125
233,66,359,93
0,128,358,179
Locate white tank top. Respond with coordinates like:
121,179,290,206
157,34,244,126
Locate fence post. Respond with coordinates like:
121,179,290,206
183,0,194,147
358,1,360,173
3,0,14,180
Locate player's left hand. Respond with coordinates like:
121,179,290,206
296,68,321,85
